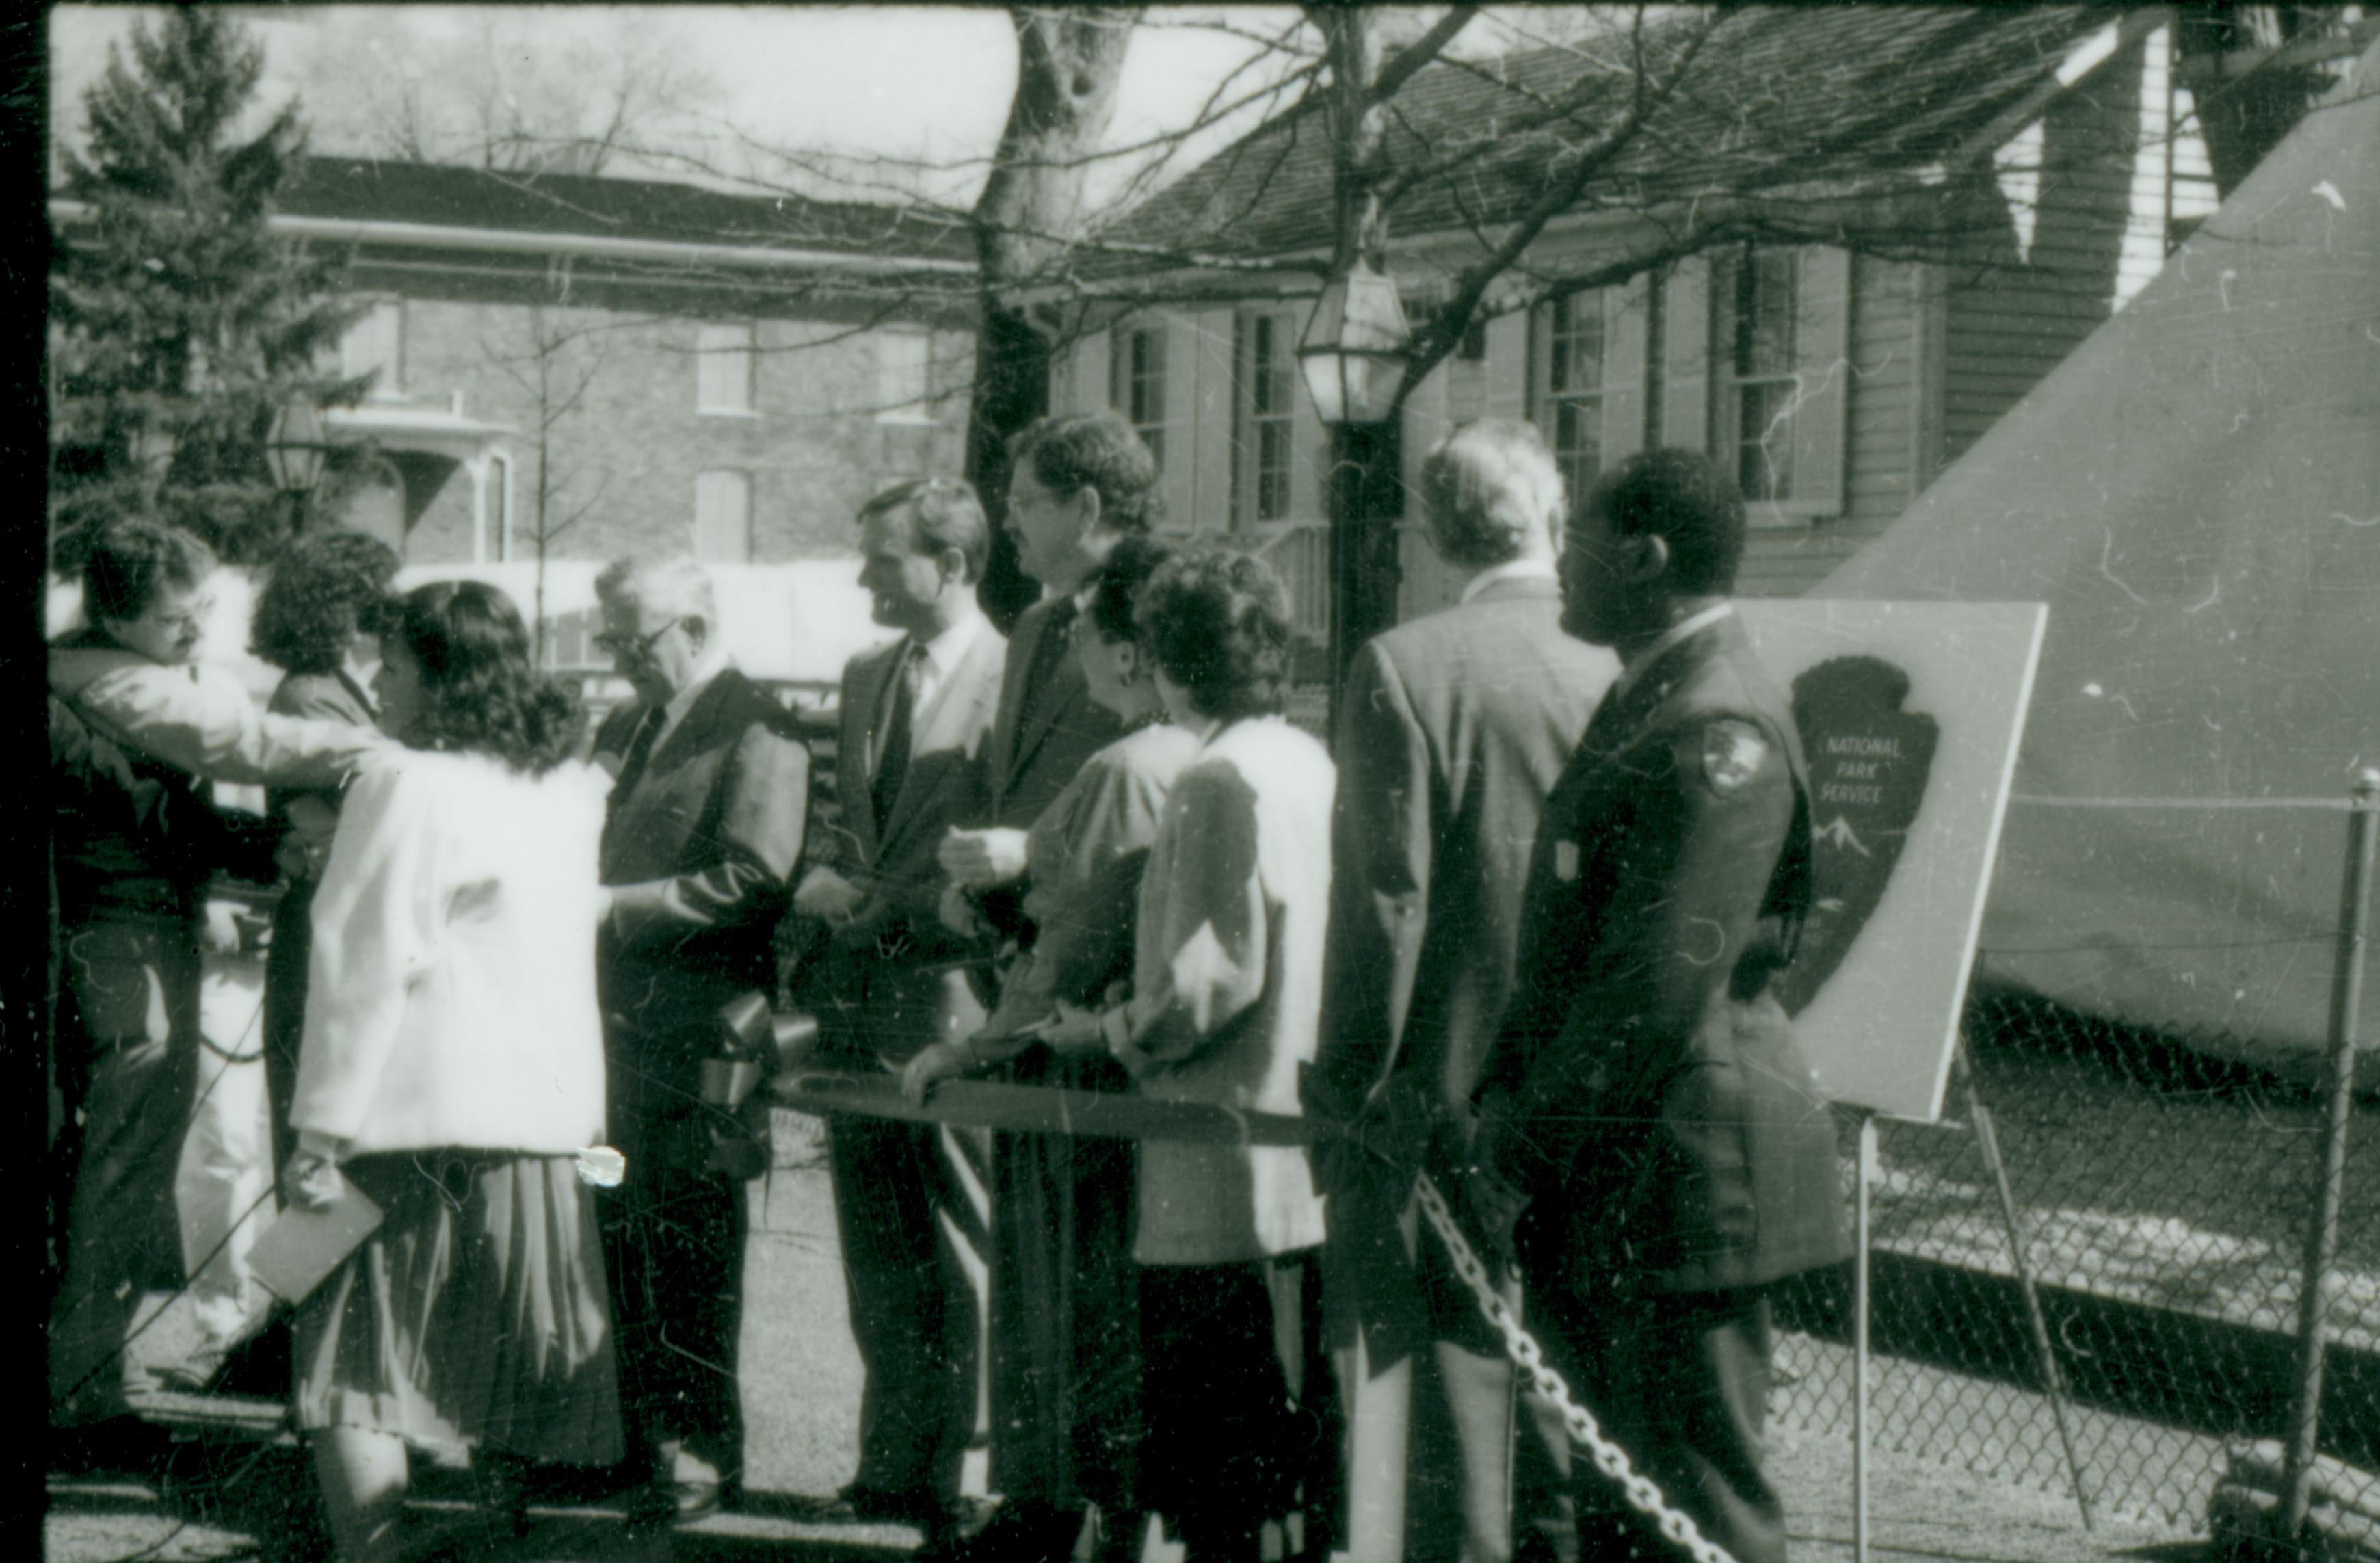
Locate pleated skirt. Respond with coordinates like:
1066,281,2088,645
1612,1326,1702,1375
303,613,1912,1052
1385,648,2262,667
293,1148,624,1467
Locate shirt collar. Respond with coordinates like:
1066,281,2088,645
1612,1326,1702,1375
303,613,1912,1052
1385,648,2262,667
663,642,734,727
1459,556,1559,606
914,601,992,678
1609,601,1734,706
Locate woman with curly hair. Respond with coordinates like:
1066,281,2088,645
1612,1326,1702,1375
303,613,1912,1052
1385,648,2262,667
1045,547,1338,1562
902,535,1194,1562
282,581,621,1561
251,532,401,1170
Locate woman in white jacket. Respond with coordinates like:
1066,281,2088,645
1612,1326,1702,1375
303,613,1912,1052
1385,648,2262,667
1049,548,1337,1563
282,581,620,1562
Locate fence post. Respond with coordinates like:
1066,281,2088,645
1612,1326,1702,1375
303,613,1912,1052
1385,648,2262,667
2281,767,2380,1538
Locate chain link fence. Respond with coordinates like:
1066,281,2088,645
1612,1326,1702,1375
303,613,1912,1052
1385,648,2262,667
1770,982,2379,1529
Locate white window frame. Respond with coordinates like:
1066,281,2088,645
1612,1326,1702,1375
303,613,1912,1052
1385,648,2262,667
341,299,405,401
692,469,753,562
874,330,937,425
1109,323,1167,473
1232,308,1301,529
1531,289,1611,506
696,321,757,417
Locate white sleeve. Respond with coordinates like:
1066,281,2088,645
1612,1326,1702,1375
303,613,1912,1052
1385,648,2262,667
73,662,380,788
289,756,442,1142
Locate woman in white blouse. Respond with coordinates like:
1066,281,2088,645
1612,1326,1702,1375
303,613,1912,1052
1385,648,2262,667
281,581,620,1562
1048,548,1336,1563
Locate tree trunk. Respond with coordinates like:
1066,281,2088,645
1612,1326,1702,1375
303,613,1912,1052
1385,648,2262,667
966,6,1136,627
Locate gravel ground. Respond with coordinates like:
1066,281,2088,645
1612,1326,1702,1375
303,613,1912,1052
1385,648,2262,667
43,1144,2217,1563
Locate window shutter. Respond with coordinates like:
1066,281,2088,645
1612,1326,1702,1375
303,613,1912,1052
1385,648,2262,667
1790,246,1851,514
1601,275,1652,464
1401,358,1453,507
1188,308,1236,532
1069,329,1111,417
1483,311,1529,420
1288,313,1328,525
1661,257,1710,451
1146,314,1192,529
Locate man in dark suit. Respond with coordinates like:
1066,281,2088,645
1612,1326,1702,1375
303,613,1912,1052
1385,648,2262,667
795,479,1007,1548
1468,449,1847,1563
1312,421,1619,1563
930,412,1154,1562
937,411,1157,906
590,553,811,1526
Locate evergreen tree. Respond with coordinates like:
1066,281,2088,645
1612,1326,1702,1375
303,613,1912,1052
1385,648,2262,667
49,9,362,567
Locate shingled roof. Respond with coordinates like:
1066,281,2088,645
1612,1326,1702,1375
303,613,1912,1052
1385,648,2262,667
280,156,975,265
1106,5,2125,263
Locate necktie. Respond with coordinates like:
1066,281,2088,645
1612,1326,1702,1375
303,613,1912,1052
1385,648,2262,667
1030,597,1077,707
872,642,920,822
615,705,666,791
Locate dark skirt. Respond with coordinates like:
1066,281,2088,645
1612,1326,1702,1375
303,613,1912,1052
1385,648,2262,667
1139,1252,1335,1561
988,1049,1143,1512
293,1149,624,1467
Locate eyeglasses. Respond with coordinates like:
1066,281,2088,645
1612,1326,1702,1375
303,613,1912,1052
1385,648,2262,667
139,596,215,637
592,618,681,661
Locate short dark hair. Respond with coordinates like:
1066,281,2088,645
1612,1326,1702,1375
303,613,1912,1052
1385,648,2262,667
1587,447,1746,595
1085,534,1176,644
82,521,217,624
859,477,992,581
386,581,581,775
1135,547,1293,722
251,531,402,677
1011,412,1162,536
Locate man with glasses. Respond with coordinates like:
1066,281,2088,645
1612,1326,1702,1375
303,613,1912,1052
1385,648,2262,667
47,521,370,1456
588,553,811,1529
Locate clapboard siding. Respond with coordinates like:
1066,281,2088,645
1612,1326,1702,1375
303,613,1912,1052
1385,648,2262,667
1938,38,2143,470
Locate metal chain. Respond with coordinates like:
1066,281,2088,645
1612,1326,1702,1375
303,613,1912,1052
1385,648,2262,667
1412,1170,1742,1563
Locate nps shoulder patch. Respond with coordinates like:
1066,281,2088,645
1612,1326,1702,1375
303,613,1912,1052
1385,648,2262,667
1697,718,1771,795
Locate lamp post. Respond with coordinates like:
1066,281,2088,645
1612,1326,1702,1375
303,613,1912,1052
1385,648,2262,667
267,395,334,535
1297,259,1412,711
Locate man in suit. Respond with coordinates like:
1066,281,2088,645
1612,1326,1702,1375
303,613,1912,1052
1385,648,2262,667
930,412,1154,1562
1312,421,1619,1563
589,553,811,1526
1468,449,1847,1563
795,479,1007,1549
936,410,1158,910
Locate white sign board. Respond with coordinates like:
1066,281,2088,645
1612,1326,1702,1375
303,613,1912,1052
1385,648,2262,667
1738,600,2048,1122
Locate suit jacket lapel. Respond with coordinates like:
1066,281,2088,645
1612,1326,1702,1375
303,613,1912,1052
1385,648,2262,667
644,668,742,778
996,602,1080,803
876,627,1002,850
843,639,908,858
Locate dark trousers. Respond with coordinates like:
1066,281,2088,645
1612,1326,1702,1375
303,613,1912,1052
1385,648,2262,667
1140,1253,1334,1562
261,882,313,1170
599,1103,750,1479
1520,1283,1782,1563
49,917,202,1423
827,1111,989,1504
988,1051,1141,1516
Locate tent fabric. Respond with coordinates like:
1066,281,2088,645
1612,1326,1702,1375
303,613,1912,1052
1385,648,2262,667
1816,44,2380,1077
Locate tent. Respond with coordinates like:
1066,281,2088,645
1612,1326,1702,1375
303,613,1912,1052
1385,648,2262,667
1817,43,2380,1077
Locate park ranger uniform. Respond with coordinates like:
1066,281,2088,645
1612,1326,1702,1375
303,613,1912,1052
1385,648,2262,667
1472,603,1847,1563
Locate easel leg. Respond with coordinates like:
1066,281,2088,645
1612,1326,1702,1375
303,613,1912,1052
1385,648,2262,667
1957,1036,2095,1531
1853,1112,1876,1563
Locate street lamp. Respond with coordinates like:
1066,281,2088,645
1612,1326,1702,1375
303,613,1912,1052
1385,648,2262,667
1297,259,1412,709
267,395,333,493
1296,259,1410,426
267,395,335,534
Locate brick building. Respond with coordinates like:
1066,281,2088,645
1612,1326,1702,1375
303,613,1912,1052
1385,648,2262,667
264,158,979,567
